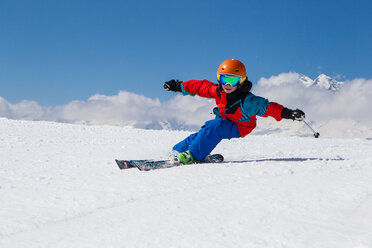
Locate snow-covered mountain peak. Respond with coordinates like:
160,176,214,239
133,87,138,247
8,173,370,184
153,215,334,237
298,74,314,87
313,74,343,91
298,73,343,91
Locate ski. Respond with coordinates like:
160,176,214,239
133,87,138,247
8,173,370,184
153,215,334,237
115,154,224,171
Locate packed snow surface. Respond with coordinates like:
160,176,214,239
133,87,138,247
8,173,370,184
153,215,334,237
1,118,372,248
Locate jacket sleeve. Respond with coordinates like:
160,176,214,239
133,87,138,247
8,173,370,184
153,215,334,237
242,93,284,121
181,80,218,99
262,102,284,121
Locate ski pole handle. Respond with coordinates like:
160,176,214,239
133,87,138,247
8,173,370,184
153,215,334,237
303,120,320,138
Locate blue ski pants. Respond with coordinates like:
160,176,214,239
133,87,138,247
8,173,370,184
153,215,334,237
172,118,241,161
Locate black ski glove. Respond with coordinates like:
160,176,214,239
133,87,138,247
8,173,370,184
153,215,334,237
163,80,182,92
281,108,305,121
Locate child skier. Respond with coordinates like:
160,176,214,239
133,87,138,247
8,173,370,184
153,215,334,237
164,59,305,164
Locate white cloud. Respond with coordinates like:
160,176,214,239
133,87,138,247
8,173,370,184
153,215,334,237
256,72,302,87
0,97,46,120
0,91,214,130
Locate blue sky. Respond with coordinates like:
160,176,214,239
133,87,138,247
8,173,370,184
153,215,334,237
1,0,371,105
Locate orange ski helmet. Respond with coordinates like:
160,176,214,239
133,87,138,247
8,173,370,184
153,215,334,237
217,59,247,84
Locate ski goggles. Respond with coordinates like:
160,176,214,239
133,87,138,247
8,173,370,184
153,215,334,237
217,73,246,87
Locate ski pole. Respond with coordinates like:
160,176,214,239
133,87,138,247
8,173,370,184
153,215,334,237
302,120,320,138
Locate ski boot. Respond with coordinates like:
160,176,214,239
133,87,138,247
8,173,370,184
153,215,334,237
177,150,195,164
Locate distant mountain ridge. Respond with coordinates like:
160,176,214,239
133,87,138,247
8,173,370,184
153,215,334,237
299,73,343,91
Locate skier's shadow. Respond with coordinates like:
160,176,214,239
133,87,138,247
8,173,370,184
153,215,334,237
224,157,344,164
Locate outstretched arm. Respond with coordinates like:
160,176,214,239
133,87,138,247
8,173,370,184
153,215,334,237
163,79,218,99
262,102,305,121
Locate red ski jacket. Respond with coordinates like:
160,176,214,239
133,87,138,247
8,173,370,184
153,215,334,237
181,80,284,137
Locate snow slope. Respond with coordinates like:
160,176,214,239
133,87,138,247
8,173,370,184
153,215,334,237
1,118,372,248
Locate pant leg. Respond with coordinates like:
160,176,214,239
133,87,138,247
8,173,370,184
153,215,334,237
173,118,241,161
172,132,198,154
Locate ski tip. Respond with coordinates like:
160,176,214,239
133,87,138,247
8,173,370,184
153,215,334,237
115,159,124,169
115,159,134,170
